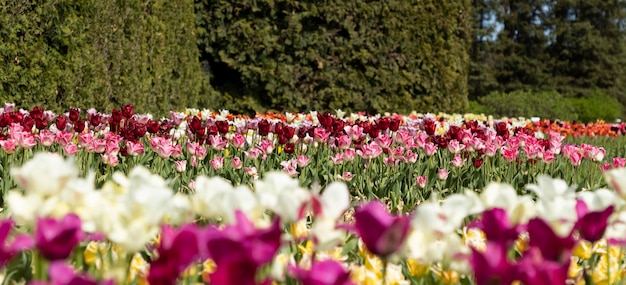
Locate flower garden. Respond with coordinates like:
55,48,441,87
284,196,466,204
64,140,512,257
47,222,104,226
1,103,626,284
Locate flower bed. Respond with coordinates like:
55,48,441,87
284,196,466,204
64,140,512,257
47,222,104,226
0,103,625,284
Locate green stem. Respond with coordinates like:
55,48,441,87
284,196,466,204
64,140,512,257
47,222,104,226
382,259,388,285
33,251,48,281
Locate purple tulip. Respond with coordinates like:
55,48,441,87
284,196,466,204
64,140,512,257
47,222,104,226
0,219,33,267
527,218,575,263
289,260,355,285
148,224,200,285
35,214,83,261
353,201,410,258
28,261,114,285
469,241,515,285
514,248,570,285
574,202,614,242
203,211,282,285
471,208,524,246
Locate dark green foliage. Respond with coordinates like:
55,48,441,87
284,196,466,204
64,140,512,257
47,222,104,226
476,90,578,120
547,0,626,105
469,0,626,120
196,0,471,115
0,0,213,117
568,91,623,123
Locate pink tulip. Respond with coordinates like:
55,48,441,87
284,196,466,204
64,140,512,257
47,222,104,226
313,127,330,143
342,149,356,161
541,150,555,163
35,130,55,147
281,159,299,177
230,133,246,149
614,157,626,168
451,154,464,168
447,140,465,154
296,155,309,168
393,130,412,146
210,157,224,170
0,139,17,154
258,140,273,154
209,135,228,151
101,153,119,167
16,132,36,149
374,134,392,149
356,143,383,160
569,151,583,166
483,143,498,157
437,168,449,180
336,135,351,150
175,160,187,173
171,144,183,158
423,142,437,156
344,125,363,141
330,153,344,165
126,141,145,156
54,132,74,146
231,157,243,169
416,176,427,188
78,132,94,147
340,172,353,182
501,146,518,162
414,132,428,148
63,143,78,156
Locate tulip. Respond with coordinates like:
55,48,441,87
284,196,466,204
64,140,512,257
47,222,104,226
527,218,575,263
437,168,449,180
202,212,282,285
472,208,523,246
148,225,200,285
416,176,427,188
289,260,355,285
353,201,410,259
30,261,114,285
469,242,514,285
35,214,83,260
574,201,614,243
0,219,34,268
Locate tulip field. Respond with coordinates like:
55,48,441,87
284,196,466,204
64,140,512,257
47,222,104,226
2,103,626,284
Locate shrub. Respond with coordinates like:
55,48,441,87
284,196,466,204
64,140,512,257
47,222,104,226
477,90,578,121
195,0,472,115
0,0,213,117
568,90,623,123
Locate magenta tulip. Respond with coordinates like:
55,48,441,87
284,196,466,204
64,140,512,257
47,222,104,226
574,201,614,242
527,218,575,263
472,208,523,246
0,219,33,268
353,201,410,258
148,224,200,285
35,214,83,261
289,260,355,285
202,211,282,285
469,242,515,285
28,261,114,285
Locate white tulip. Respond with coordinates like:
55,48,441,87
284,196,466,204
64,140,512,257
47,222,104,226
10,152,78,197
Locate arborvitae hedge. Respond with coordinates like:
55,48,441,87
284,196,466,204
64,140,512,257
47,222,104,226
0,0,214,117
196,0,471,115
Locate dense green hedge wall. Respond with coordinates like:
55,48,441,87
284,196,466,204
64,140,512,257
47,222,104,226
196,0,471,115
0,0,214,116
